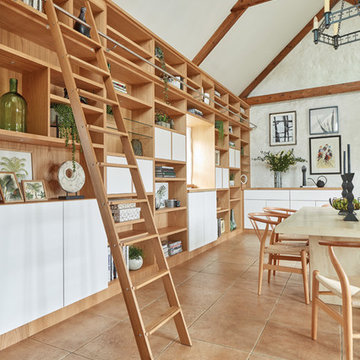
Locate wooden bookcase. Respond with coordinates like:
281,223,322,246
0,0,251,345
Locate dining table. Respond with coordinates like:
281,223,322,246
275,206,360,306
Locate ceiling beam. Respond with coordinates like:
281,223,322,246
246,80,360,105
192,0,272,66
239,0,339,98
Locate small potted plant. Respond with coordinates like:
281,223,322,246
155,111,171,129
129,246,144,271
229,173,235,186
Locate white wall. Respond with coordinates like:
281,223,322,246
250,1,360,190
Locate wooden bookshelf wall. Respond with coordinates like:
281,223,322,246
0,0,250,275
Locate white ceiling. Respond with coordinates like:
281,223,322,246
113,0,324,95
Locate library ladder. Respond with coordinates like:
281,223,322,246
44,1,191,359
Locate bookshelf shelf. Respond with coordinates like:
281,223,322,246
158,226,187,238
155,206,187,214
155,177,186,182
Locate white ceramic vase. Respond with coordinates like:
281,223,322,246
129,256,143,271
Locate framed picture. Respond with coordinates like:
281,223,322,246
0,149,33,180
309,135,341,175
22,180,47,202
309,106,339,135
269,111,297,146
155,182,168,209
0,172,24,203
215,150,220,166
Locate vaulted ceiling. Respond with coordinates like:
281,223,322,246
112,0,332,96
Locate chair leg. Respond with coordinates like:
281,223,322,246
301,250,309,305
311,270,319,340
267,254,272,283
342,294,353,360
258,250,264,296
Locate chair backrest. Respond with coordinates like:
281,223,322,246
263,207,296,218
248,212,282,246
318,241,360,300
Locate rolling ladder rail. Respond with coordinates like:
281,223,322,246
44,1,192,359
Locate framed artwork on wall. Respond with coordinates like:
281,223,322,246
22,180,47,202
309,135,341,175
0,172,24,203
269,111,297,146
309,106,339,135
0,149,32,181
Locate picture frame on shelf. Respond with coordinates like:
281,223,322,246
309,135,342,175
0,149,33,181
309,106,339,135
269,111,297,146
22,180,47,202
155,182,169,209
0,172,24,203
215,150,220,166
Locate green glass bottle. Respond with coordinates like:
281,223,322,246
0,78,27,132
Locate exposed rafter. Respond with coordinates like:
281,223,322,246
192,0,272,66
239,0,340,98
246,80,360,105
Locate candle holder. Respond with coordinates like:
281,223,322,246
339,174,348,215
343,173,358,222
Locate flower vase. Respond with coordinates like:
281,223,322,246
274,171,283,188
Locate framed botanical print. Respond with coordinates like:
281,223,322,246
269,111,297,146
0,149,33,181
22,180,47,202
309,106,339,135
309,135,341,175
0,172,24,203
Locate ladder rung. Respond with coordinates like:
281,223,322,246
60,22,101,51
118,230,149,243
145,306,181,336
78,89,118,106
87,125,128,137
115,218,145,227
120,233,158,246
133,270,170,291
98,162,137,169
109,199,148,205
50,94,104,115
68,54,110,77
74,73,103,92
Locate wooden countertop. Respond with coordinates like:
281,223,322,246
245,187,341,190
275,207,360,238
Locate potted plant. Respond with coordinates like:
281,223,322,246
155,46,170,104
253,149,305,188
155,111,171,128
215,120,224,144
51,103,80,172
129,246,144,271
229,173,235,186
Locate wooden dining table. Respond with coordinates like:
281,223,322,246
275,207,360,306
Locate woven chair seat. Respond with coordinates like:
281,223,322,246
265,243,309,255
316,274,360,298
278,233,309,242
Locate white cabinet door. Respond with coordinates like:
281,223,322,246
203,191,217,246
229,148,235,168
172,132,186,162
244,199,267,229
136,158,153,193
215,167,222,189
107,155,133,194
235,150,241,169
155,127,171,160
290,200,316,210
188,192,204,251
266,200,290,209
64,200,108,307
222,168,229,189
0,203,63,335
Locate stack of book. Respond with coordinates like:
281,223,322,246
217,218,225,237
112,80,127,94
188,108,203,117
214,90,221,98
162,241,169,258
108,246,129,281
155,166,176,178
21,0,42,11
168,76,183,90
168,240,182,256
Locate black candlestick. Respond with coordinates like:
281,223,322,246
340,174,348,215
301,165,306,187
343,173,358,222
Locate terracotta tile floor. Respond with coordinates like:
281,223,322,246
1,233,357,360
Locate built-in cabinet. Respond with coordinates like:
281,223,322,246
0,200,107,335
188,191,217,251
155,127,186,162
229,148,241,169
243,189,341,229
216,167,229,189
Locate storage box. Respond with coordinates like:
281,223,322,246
110,201,136,211
112,207,141,223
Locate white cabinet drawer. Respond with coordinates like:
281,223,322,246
155,127,171,160
244,199,267,229
291,200,316,210
290,190,340,201
244,190,290,201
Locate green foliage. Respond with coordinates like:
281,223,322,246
52,103,80,171
129,246,144,260
155,111,170,124
0,156,28,180
215,120,224,143
155,46,169,104
106,105,113,115
229,173,235,181
253,149,306,173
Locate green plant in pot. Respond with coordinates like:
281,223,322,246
215,120,224,145
155,111,171,129
129,246,144,271
51,103,80,172
155,46,170,104
229,173,235,186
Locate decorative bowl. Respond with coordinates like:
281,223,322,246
329,197,360,211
